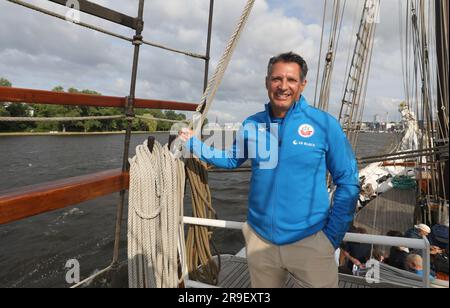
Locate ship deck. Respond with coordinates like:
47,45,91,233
216,255,402,288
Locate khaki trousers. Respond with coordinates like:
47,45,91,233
242,222,338,288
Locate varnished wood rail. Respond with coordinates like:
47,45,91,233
0,169,129,225
0,87,198,111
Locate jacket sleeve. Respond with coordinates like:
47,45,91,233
184,125,248,169
323,118,360,249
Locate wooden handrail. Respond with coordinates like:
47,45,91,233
0,169,129,225
0,87,198,111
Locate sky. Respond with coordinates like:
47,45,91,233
0,0,415,123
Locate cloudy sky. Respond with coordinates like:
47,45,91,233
0,0,413,123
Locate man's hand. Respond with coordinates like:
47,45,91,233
179,127,194,142
430,246,443,255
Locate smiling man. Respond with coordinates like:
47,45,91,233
180,52,360,288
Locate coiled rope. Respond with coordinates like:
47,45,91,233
128,140,187,288
185,158,220,285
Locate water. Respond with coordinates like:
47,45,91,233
0,132,399,287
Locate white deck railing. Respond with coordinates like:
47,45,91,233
183,216,432,288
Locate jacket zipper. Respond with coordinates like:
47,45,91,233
269,102,297,242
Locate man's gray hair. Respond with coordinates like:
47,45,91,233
267,52,309,81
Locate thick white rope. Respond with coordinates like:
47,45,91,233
128,140,186,288
193,0,256,126
171,0,256,157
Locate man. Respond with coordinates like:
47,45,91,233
405,224,431,240
406,254,435,280
342,227,372,271
179,52,359,288
385,230,410,270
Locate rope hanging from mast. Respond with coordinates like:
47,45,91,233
316,0,347,112
189,0,256,130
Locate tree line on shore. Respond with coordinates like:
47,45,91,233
0,77,188,133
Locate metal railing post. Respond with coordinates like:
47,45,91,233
422,236,431,288
203,0,214,92
112,0,145,267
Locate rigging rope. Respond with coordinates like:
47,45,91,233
135,115,188,124
7,0,132,42
313,0,328,107
317,0,347,112
6,0,206,60
0,115,188,124
190,0,256,129
128,140,187,288
0,115,124,122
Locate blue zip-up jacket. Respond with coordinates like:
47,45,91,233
186,96,360,248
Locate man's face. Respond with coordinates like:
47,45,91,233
266,61,307,116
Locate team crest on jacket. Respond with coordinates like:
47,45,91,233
298,124,314,138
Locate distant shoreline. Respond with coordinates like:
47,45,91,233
0,131,170,137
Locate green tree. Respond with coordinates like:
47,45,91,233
7,103,29,117
0,78,12,131
0,82,191,133
0,105,8,116
52,86,64,92
0,77,12,87
0,77,12,115
0,78,32,132
84,120,102,132
81,89,101,95
0,104,10,132
141,114,158,132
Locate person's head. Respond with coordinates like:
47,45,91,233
415,224,431,237
266,52,308,118
387,230,409,252
406,254,423,271
356,227,368,234
348,225,358,233
386,230,404,237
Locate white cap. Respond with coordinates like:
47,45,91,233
415,224,431,234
